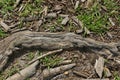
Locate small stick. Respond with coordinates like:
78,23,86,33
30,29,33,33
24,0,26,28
0,20,20,32
73,71,88,78
28,49,63,64
59,14,69,18
9,22,20,28
58,60,72,65
0,20,10,32
109,18,115,26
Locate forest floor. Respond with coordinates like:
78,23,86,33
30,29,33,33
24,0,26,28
0,0,120,80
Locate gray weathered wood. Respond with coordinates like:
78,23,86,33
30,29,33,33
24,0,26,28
0,31,120,71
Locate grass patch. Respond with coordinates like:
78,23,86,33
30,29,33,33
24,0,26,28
27,52,35,61
0,0,43,17
0,0,15,15
41,55,63,69
19,0,43,17
114,72,120,80
76,0,119,34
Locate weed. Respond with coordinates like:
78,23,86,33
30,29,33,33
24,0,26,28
49,26,56,32
56,17,63,24
115,75,120,80
27,52,35,61
114,72,120,80
103,0,119,12
0,28,6,38
41,55,63,69
0,73,4,80
7,66,19,77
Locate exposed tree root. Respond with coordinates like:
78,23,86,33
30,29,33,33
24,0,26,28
6,61,39,80
43,63,76,80
0,31,120,71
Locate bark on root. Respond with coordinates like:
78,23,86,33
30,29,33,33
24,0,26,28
0,31,120,71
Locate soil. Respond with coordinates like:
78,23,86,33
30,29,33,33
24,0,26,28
0,0,120,80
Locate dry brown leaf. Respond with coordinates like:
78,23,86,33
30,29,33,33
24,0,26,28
61,16,69,25
75,1,80,9
94,57,104,78
54,4,64,10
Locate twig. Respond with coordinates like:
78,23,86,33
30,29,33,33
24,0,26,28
9,22,20,28
10,27,27,33
0,20,10,32
0,20,20,32
59,14,69,18
109,18,115,26
58,60,72,65
73,71,88,78
28,49,63,64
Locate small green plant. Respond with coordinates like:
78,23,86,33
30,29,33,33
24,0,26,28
114,72,120,80
27,52,35,61
0,28,6,38
19,0,43,17
56,17,63,24
7,66,20,77
49,26,56,32
41,55,63,69
0,73,4,80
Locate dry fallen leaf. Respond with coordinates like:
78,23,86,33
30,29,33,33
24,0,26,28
61,16,69,25
94,57,104,78
54,4,64,10
75,1,80,9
